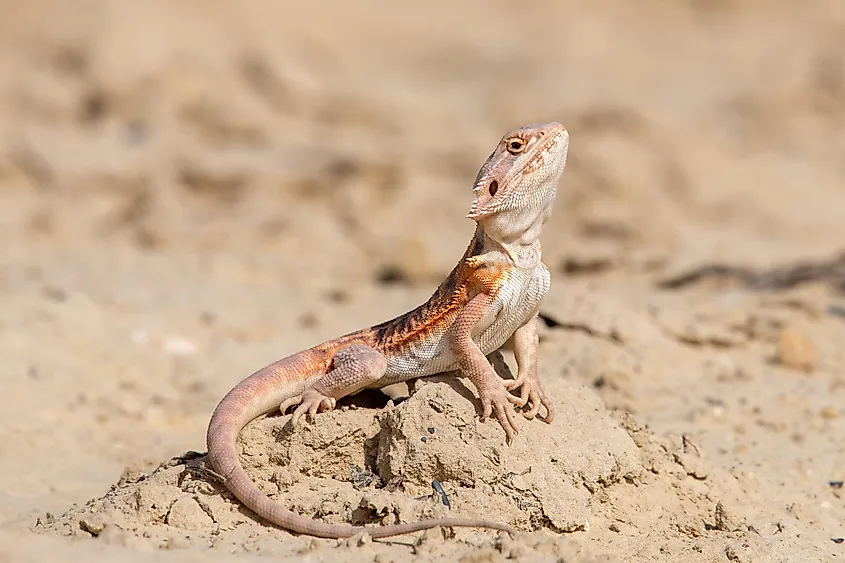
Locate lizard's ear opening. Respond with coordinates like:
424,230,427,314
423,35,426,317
488,180,499,197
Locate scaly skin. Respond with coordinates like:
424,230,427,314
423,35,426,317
206,122,570,538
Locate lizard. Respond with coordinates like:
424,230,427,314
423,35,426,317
206,121,570,539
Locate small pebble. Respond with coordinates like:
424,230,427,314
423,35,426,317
776,328,817,374
163,336,198,357
830,481,843,488
821,407,838,420
420,436,427,443
129,329,148,344
827,304,845,318
79,518,104,536
427,427,435,434
833,538,844,544
166,497,211,529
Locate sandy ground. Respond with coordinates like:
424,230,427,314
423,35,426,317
1,1,844,561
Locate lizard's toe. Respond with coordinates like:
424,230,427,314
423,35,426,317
290,403,308,425
522,391,555,423
281,389,335,425
508,376,555,423
487,390,519,444
539,396,555,424
506,392,525,407
307,395,335,420
502,373,526,391
280,395,304,415
477,381,521,444
502,377,530,407
495,406,518,445
290,388,335,424
522,390,542,419
480,397,494,421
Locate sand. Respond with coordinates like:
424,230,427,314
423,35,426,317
1,1,844,561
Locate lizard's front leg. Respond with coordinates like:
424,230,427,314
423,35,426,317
503,314,555,423
450,293,523,444
280,343,387,425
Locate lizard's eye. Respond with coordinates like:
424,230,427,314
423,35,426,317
506,137,526,154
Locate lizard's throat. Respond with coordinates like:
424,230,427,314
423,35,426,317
477,222,545,269
476,201,553,268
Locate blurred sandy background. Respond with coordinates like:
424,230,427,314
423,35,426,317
0,1,844,561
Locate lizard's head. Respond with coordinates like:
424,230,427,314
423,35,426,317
466,122,569,245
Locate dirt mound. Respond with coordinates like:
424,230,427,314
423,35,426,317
38,365,816,562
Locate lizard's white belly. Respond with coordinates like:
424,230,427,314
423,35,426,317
383,263,551,380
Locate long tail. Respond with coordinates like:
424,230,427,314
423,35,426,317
205,347,516,538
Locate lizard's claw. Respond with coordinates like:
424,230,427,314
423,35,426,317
479,387,521,445
281,389,336,425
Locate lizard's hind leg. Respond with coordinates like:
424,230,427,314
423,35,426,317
280,343,388,425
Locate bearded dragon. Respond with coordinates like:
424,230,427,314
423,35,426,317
206,122,570,538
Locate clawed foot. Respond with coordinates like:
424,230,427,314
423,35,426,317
503,376,555,423
478,385,524,445
280,388,336,425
